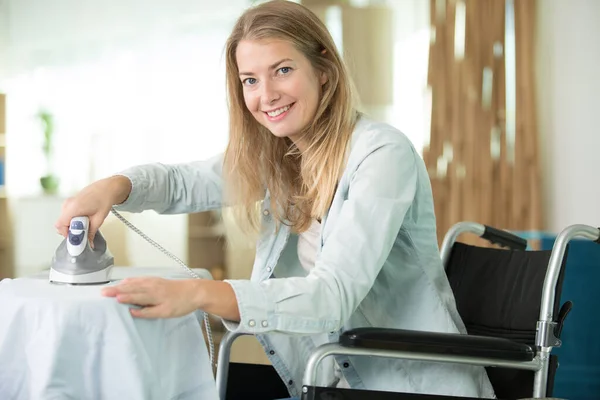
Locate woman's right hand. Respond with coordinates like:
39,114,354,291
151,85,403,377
55,175,132,243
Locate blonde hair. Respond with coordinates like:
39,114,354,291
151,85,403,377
223,0,359,234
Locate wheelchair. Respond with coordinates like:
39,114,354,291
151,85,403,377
214,221,600,399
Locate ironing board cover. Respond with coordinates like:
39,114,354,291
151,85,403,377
0,267,218,400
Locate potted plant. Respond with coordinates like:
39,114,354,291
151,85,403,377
37,110,59,195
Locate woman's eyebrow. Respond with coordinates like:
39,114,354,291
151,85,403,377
239,58,294,76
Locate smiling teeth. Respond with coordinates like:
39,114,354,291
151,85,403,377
267,105,291,117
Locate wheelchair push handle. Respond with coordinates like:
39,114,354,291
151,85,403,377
481,225,527,250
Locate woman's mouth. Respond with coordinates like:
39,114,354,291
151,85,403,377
264,103,295,121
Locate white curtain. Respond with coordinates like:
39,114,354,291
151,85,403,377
386,0,431,153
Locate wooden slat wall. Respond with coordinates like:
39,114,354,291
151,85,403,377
424,0,542,245
514,0,542,233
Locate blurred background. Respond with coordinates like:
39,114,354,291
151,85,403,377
0,0,598,397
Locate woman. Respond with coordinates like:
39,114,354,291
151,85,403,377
55,1,495,398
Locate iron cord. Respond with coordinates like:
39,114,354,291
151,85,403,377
109,207,215,370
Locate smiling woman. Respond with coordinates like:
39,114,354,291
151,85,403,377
235,42,326,149
54,0,495,398
223,1,359,234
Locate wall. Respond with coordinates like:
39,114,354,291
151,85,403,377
536,0,600,233
0,0,245,274
2,0,433,274
7,0,598,272
1,0,246,198
0,1,8,81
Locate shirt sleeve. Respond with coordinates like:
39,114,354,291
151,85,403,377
113,153,225,214
222,140,419,334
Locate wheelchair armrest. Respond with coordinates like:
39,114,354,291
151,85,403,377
340,328,535,362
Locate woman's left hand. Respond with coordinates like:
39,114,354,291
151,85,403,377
101,277,201,319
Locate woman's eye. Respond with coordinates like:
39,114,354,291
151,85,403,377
243,77,257,85
278,67,292,75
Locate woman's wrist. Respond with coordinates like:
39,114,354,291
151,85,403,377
189,279,241,322
190,279,208,310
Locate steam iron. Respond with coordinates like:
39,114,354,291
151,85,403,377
49,216,114,285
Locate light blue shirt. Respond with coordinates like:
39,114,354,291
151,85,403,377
116,116,495,398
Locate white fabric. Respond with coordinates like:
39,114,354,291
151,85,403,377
0,267,218,400
297,219,321,273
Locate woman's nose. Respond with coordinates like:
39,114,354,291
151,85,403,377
261,81,281,105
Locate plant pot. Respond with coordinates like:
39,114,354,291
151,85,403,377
40,174,60,195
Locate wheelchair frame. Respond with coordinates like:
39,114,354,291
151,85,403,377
214,222,600,399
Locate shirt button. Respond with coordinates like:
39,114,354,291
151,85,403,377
266,267,272,273
261,320,268,327
269,350,275,355
263,209,270,216
248,320,256,327
288,380,294,385
343,362,349,368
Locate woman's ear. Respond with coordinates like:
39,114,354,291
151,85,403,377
320,49,328,85
320,71,328,86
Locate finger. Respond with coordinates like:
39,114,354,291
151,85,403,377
119,277,154,288
117,293,155,306
56,226,68,238
88,228,98,249
54,221,69,238
130,305,165,319
116,277,149,289
100,279,145,297
56,198,76,232
100,286,120,297
89,213,107,246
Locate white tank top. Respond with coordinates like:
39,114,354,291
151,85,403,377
297,219,321,273
297,219,350,389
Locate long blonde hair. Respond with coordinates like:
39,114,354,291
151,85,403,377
223,0,359,234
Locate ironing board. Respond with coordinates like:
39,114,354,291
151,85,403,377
0,267,219,400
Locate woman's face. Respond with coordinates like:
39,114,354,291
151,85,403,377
236,39,327,151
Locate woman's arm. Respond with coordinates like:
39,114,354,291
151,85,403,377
101,277,240,321
114,153,225,214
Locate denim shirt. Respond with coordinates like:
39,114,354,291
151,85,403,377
116,117,496,399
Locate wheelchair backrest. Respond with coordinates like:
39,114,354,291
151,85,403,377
445,242,568,398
